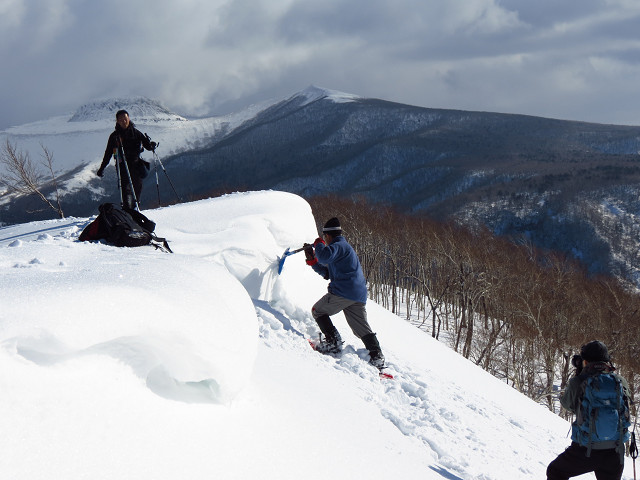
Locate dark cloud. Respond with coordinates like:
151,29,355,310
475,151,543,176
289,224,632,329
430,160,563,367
1,0,640,131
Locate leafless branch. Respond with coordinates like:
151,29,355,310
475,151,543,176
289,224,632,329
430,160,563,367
0,139,64,218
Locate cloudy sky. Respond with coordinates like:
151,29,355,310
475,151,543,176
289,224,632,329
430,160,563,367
2,0,640,130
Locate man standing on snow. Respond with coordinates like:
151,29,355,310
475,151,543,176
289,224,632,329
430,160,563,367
547,340,631,480
304,217,385,370
96,109,156,210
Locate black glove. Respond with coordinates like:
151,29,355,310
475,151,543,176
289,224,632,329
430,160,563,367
303,243,314,260
303,243,317,265
145,134,157,151
96,168,104,178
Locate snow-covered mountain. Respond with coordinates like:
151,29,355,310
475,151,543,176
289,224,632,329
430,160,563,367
0,94,275,194
3,190,630,480
3,86,640,285
0,92,289,229
0,87,344,181
68,97,187,123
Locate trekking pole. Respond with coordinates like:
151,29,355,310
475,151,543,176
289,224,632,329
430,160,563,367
146,137,182,203
154,149,181,202
145,134,162,206
632,434,637,480
113,148,124,206
116,136,140,211
121,159,140,211
154,155,161,207
631,406,639,480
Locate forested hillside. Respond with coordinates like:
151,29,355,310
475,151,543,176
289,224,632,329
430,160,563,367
309,195,640,414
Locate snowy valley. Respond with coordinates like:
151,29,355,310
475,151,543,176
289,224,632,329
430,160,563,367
1,191,633,479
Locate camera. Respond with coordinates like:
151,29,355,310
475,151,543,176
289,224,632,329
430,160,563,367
571,354,583,374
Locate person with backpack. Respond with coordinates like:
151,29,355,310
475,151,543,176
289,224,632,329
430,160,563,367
303,217,385,370
547,340,632,480
96,109,156,210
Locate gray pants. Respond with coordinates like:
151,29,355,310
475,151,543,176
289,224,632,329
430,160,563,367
312,293,372,339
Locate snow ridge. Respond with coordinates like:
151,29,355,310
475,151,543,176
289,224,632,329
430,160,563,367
69,96,186,122
296,85,360,106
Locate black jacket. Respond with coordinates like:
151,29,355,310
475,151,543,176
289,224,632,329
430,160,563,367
99,122,153,172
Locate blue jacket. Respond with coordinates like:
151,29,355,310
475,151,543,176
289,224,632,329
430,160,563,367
311,236,367,303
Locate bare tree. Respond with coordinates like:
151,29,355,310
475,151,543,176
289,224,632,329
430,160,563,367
0,140,64,218
307,194,640,409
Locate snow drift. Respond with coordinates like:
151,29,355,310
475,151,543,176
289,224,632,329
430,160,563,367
0,190,634,480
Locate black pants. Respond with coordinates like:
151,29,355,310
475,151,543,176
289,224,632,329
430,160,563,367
119,162,143,210
547,443,624,480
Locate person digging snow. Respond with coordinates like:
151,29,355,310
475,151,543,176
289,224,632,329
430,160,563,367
304,217,385,370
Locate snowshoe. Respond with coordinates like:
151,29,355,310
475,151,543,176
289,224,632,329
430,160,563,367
309,333,343,355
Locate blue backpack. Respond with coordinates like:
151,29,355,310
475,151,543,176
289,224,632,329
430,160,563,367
573,372,631,456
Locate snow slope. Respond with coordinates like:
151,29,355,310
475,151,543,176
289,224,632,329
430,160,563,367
0,190,632,479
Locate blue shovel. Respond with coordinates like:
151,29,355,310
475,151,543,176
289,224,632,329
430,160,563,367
277,246,306,274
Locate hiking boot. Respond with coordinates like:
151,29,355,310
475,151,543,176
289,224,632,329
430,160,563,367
361,333,385,369
369,350,386,369
314,315,343,354
314,332,343,354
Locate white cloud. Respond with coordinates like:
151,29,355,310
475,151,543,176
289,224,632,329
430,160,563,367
0,0,75,54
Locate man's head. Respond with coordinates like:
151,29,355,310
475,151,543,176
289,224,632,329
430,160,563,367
580,340,610,364
116,109,130,129
322,217,342,241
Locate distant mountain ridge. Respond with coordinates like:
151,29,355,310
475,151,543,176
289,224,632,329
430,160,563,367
3,87,640,285
165,89,640,210
161,90,640,283
68,96,186,122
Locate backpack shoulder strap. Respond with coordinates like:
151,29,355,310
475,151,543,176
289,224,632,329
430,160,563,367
575,374,590,424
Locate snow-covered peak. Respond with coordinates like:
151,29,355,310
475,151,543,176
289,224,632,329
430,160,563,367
296,85,360,106
69,97,187,122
